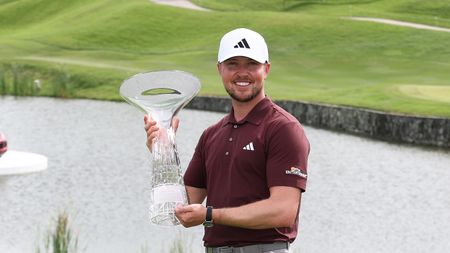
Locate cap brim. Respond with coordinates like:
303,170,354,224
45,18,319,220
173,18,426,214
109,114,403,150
218,50,267,64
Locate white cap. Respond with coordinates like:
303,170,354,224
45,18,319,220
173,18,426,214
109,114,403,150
218,28,269,64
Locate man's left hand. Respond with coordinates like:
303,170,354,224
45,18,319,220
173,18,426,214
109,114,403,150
175,204,206,228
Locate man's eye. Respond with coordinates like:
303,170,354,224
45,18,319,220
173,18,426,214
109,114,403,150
226,62,238,68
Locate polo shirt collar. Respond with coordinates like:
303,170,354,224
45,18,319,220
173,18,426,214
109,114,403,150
223,97,272,127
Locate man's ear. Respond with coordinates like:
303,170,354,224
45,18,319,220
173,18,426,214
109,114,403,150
264,62,271,77
217,63,221,74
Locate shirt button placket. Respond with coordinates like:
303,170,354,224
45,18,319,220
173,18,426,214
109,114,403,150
226,125,237,157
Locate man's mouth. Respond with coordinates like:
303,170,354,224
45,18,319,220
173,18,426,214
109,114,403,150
235,81,251,87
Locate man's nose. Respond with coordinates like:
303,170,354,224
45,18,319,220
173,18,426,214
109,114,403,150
235,71,250,80
235,64,251,75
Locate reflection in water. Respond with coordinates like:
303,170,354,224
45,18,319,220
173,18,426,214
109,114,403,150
0,97,449,253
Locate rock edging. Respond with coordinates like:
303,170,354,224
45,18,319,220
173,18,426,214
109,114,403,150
187,96,450,148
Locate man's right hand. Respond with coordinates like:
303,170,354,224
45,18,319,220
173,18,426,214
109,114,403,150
144,115,179,152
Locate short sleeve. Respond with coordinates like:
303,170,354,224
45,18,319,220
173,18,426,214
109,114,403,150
183,131,207,188
266,122,310,192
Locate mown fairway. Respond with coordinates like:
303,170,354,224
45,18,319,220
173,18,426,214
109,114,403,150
1,0,449,117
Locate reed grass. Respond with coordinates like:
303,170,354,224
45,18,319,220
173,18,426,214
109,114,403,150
11,63,21,96
35,212,202,253
51,66,74,98
0,63,78,98
36,212,79,253
1,63,36,96
0,66,6,95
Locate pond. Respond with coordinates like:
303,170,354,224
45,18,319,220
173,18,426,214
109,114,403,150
1,96,449,253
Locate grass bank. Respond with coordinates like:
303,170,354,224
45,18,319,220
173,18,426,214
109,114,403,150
0,0,449,117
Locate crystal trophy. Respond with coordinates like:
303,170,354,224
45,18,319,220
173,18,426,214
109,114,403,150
120,70,201,225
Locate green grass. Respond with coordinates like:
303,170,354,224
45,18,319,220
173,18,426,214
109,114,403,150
191,0,450,25
0,0,449,117
396,84,450,104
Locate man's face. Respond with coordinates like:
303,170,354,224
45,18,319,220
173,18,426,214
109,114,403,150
217,56,270,103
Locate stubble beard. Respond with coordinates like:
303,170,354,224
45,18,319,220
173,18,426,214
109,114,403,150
226,85,262,103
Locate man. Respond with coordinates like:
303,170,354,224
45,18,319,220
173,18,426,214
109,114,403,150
144,28,310,253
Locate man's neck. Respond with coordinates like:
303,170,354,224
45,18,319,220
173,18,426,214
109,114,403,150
232,95,265,122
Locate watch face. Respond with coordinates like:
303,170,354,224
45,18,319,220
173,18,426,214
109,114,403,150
203,221,213,228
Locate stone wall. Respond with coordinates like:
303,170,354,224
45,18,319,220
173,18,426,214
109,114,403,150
187,96,450,149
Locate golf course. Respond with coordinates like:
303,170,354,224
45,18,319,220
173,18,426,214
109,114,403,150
1,0,449,117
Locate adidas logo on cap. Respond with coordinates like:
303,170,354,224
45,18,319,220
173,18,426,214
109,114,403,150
234,38,250,49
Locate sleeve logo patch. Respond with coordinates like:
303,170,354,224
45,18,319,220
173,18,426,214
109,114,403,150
285,167,308,179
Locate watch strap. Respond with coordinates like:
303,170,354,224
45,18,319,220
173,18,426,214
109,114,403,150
203,206,213,227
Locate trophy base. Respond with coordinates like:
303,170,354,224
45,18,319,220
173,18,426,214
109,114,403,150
150,201,181,226
150,184,187,225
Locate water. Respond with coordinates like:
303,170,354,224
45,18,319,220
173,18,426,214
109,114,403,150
1,96,449,253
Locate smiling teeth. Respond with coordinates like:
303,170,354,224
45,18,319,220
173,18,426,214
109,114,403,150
236,82,250,86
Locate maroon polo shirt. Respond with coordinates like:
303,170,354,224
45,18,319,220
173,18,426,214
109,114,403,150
184,97,310,247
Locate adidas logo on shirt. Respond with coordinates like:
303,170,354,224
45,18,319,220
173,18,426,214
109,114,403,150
243,142,255,151
234,38,250,49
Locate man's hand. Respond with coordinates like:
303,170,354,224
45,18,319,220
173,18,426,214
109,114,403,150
144,115,179,152
175,204,206,228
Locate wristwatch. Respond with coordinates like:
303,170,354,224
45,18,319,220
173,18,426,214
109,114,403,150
203,206,214,228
